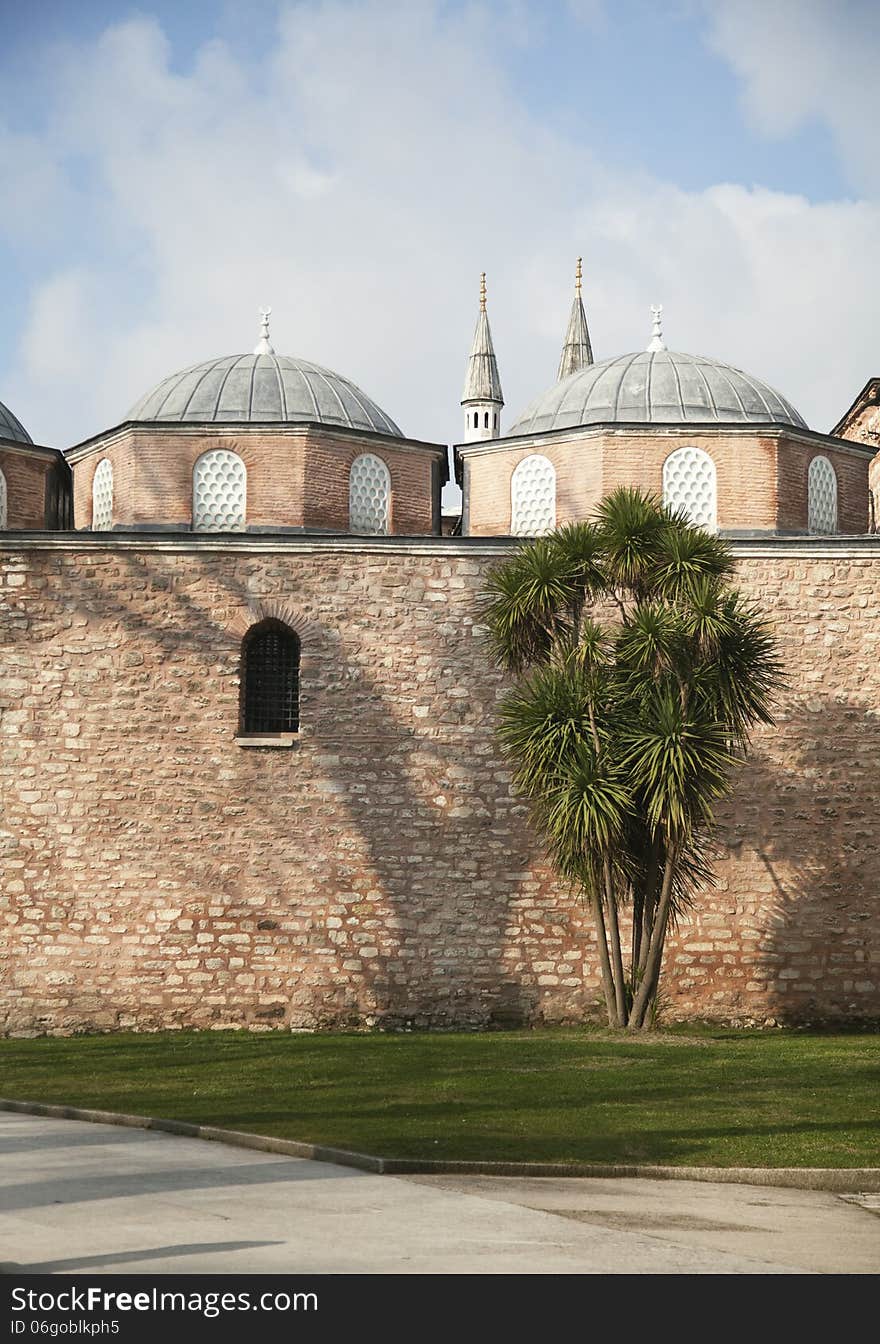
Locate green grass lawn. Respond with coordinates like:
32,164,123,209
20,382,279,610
1,1026,878,1168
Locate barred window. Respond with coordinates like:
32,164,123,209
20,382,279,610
349,453,390,534
511,454,556,536
92,459,113,530
0,468,6,529
193,449,246,531
662,446,717,532
240,620,300,734
808,455,837,534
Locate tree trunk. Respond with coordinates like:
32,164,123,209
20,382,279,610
628,843,677,1029
604,861,628,1026
589,886,619,1027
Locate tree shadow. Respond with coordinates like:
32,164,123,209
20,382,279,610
663,695,880,1024
1,540,580,1036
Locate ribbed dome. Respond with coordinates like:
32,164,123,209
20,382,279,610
127,353,402,437
508,350,807,436
0,398,32,444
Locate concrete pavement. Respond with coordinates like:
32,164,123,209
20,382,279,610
1,1114,877,1274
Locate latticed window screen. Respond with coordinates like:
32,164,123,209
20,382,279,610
511,454,556,536
808,455,837,534
0,469,6,529
241,621,300,734
662,447,717,532
193,450,246,531
92,459,113,530
349,453,390,534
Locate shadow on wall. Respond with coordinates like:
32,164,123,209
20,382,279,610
1,544,602,1034
708,696,880,1024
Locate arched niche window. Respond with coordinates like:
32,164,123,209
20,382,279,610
240,620,300,735
0,468,7,529
92,459,113,530
808,455,837,534
349,452,391,535
193,449,246,532
662,446,717,532
511,454,556,536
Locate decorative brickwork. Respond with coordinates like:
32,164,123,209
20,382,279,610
0,536,878,1035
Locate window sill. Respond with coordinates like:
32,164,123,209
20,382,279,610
234,734,299,749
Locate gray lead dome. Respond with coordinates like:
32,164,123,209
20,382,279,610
508,349,807,436
126,353,402,437
0,398,32,444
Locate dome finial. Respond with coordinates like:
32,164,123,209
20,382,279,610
647,303,665,352
575,256,582,295
254,306,274,356
479,272,487,313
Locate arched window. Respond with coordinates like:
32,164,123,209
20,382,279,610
92,459,113,530
662,447,717,532
511,454,556,536
808,455,837,534
240,620,300,734
484,411,489,428
349,453,391,534
193,449,246,531
0,468,7,529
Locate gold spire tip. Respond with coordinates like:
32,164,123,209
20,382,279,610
479,271,487,312
575,257,582,294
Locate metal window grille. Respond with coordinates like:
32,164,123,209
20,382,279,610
241,622,300,733
662,447,717,532
511,454,556,536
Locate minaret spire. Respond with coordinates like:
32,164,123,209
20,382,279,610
557,256,593,381
461,272,503,442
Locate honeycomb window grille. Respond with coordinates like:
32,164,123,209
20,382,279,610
349,453,390,535
240,620,300,735
511,454,556,536
662,446,717,532
0,468,6,529
808,455,837,534
92,459,113,530
193,449,246,532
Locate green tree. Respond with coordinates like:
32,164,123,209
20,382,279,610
480,488,783,1030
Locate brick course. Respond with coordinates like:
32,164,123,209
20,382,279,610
0,536,878,1035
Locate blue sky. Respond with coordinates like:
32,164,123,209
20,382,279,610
1,0,878,447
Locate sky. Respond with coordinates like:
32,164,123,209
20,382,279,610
1,0,878,459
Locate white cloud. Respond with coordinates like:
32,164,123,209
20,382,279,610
1,0,878,456
704,0,880,194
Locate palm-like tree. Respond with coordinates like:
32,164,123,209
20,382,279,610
480,488,783,1030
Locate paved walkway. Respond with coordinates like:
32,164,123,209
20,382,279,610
1,1114,877,1274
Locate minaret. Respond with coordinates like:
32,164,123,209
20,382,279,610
557,256,593,380
461,272,503,441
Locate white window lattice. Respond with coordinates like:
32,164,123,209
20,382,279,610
193,450,246,531
0,469,6,529
511,454,556,536
662,447,717,532
808,455,837,534
92,459,113,530
349,453,390,534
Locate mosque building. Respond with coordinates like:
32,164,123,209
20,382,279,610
0,266,878,1034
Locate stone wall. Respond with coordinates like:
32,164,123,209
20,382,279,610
1,534,878,1034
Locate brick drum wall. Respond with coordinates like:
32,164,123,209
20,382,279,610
462,429,871,535
71,426,442,534
0,536,878,1035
